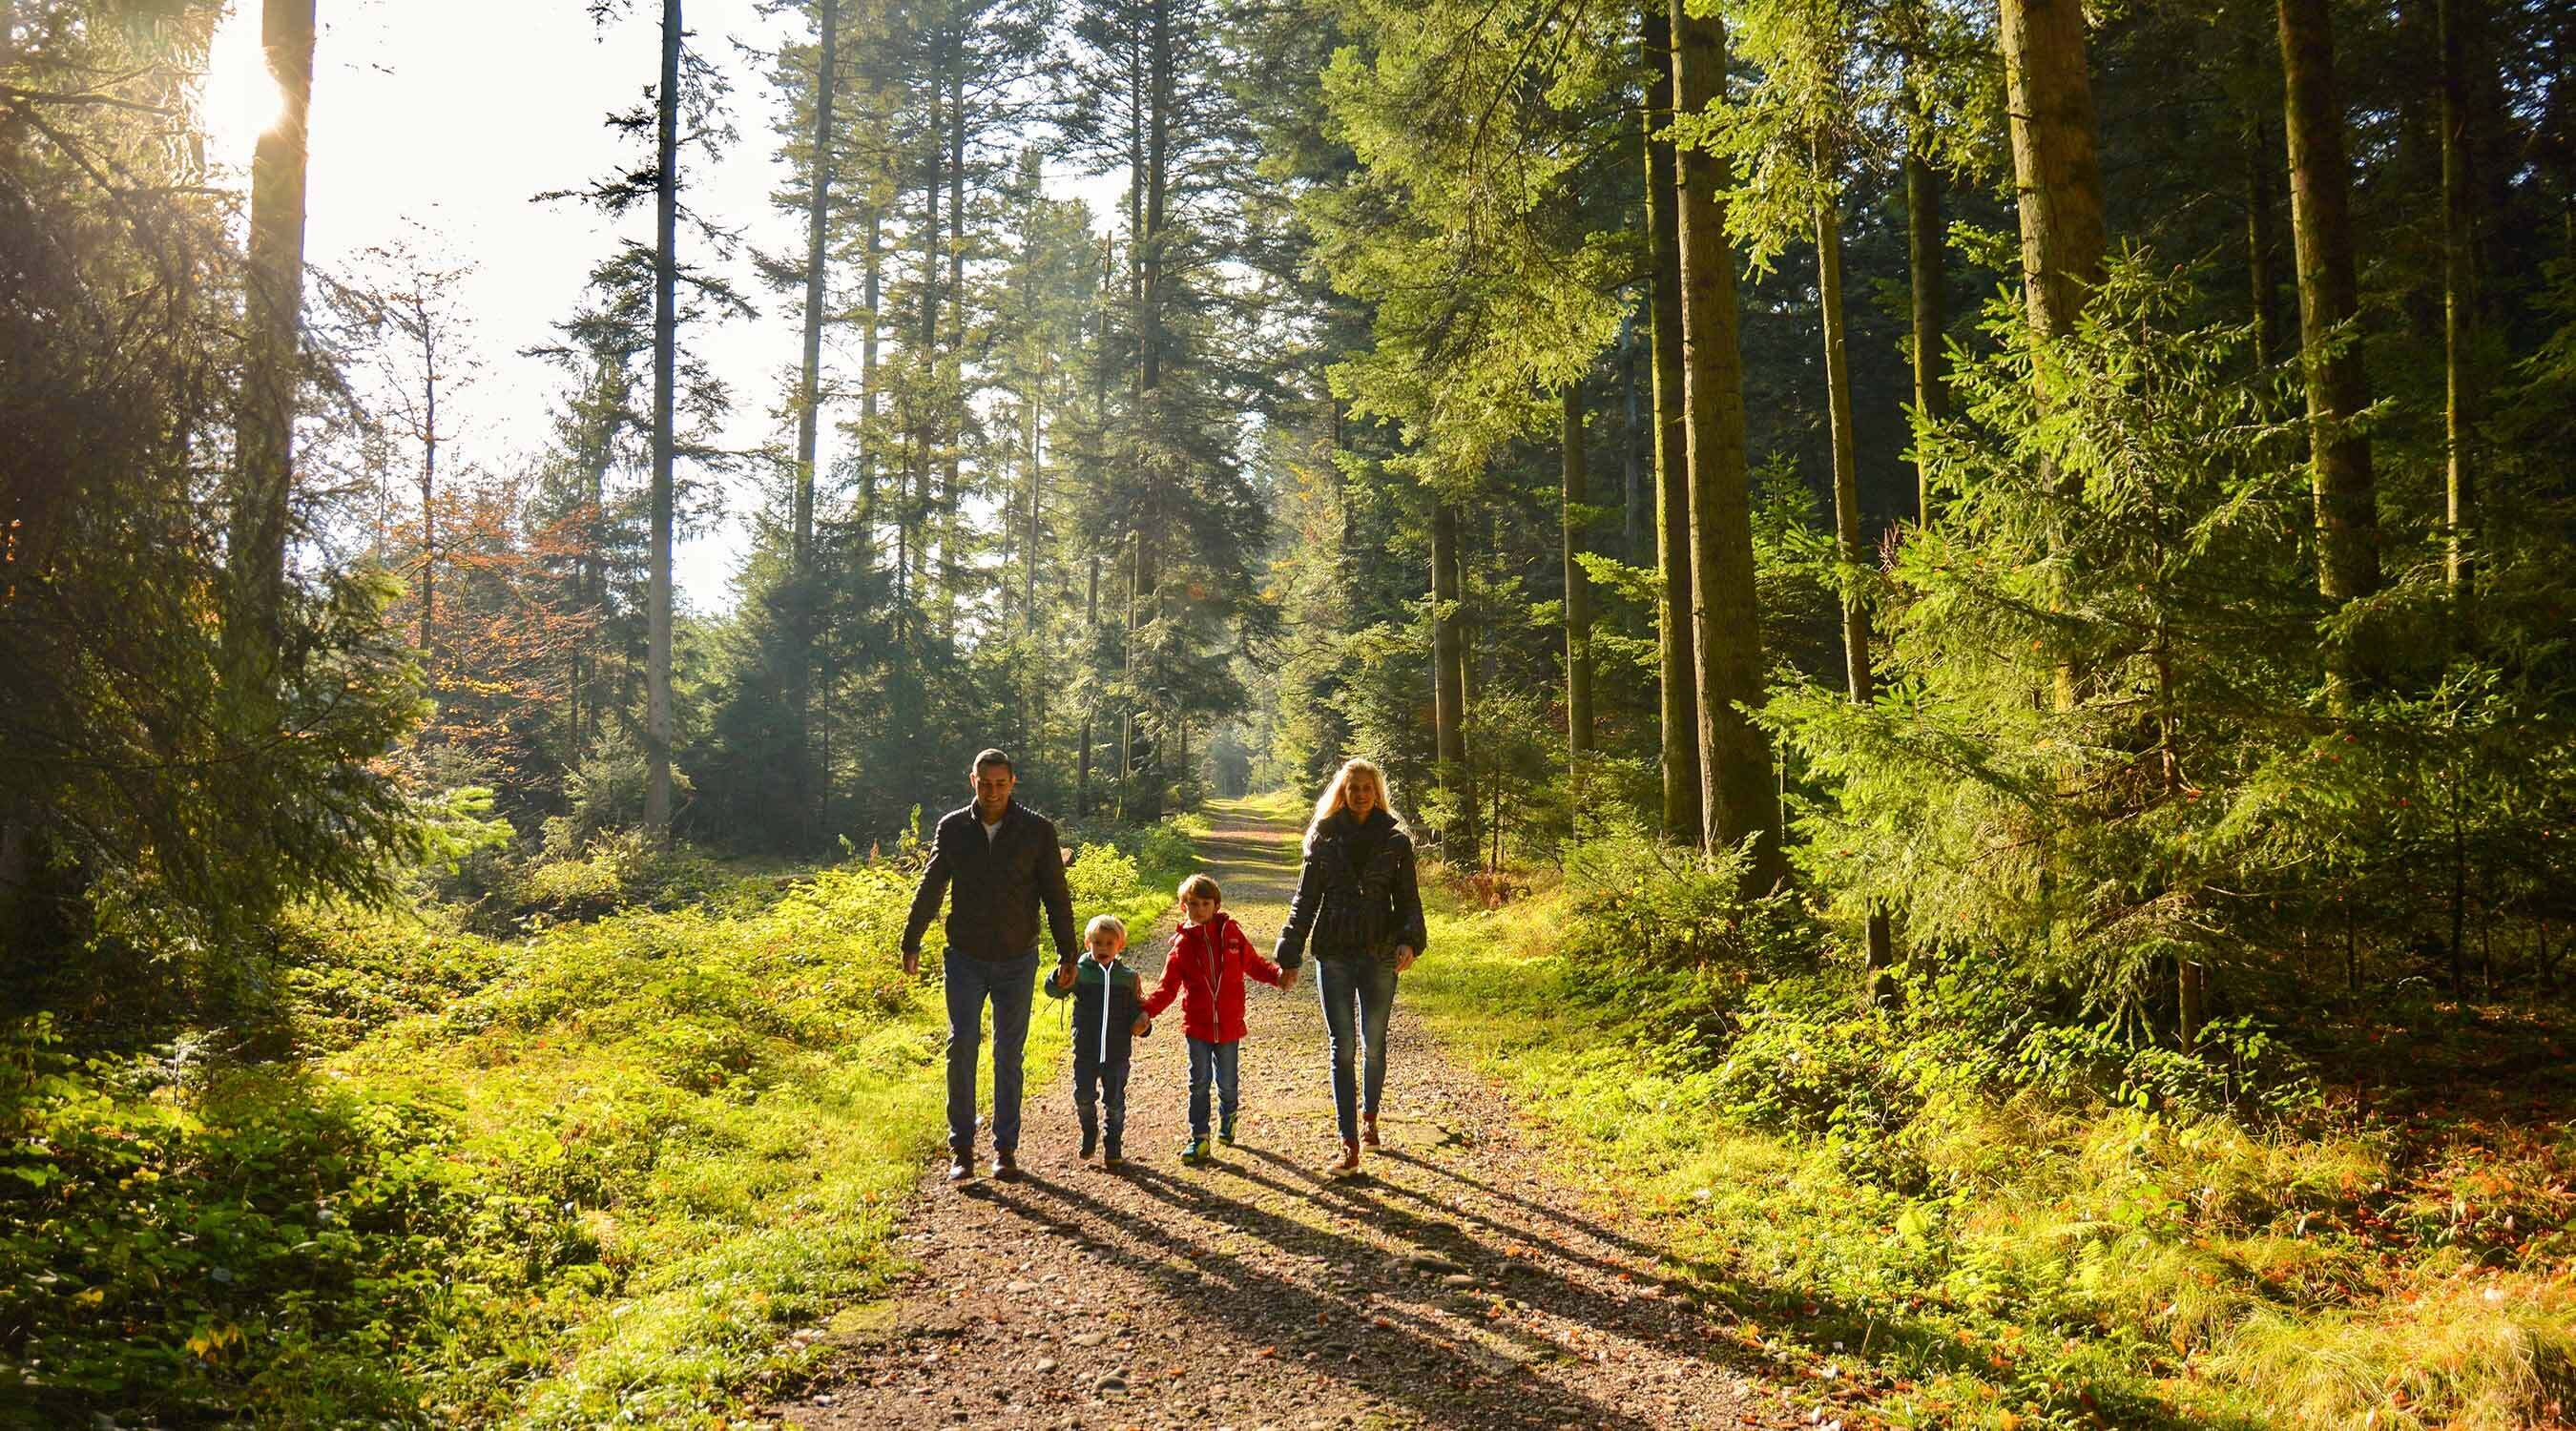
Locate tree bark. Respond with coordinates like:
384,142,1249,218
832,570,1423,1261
223,0,317,696
1620,314,1646,564
644,0,681,842
790,0,838,848
1901,19,1947,527
1562,383,1592,762
2279,0,2384,704
1431,499,1472,858
2440,0,2478,635
1998,0,2105,348
1815,161,1894,982
1645,5,1701,845
1670,0,1782,887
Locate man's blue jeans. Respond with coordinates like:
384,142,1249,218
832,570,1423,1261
943,948,1040,1156
1316,955,1398,1144
1186,1037,1240,1137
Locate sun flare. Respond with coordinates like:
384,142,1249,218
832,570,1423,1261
198,2,286,171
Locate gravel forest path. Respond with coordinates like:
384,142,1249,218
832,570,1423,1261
771,798,1809,1431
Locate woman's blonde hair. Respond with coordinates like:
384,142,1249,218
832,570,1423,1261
1304,757,1403,851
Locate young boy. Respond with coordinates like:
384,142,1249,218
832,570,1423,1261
1044,914,1153,1168
1142,874,1289,1164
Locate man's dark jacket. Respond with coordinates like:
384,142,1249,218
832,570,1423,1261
901,800,1080,964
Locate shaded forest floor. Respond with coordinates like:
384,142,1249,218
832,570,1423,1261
768,798,1818,1431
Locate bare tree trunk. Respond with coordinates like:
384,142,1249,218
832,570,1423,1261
1815,161,1893,985
2280,0,2384,706
1646,5,1700,845
2441,0,2479,637
1620,314,1646,564
643,0,682,842
1999,0,2105,348
1671,0,1782,888
859,203,881,552
1562,383,1592,762
790,0,839,848
418,338,437,656
223,0,317,697
1431,499,1472,858
1899,6,1947,526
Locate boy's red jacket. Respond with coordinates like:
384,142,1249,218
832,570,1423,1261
1141,911,1284,1043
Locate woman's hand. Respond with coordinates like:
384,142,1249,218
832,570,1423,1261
1394,944,1416,972
1132,1014,1152,1037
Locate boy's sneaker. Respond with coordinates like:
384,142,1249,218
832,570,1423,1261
1180,1136,1211,1165
1216,1118,1236,1147
1080,1129,1098,1160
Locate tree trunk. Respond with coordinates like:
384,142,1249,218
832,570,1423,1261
1620,314,1646,564
223,0,317,696
790,0,838,848
1998,0,2105,347
1901,24,1947,527
1431,499,1472,858
1562,383,1592,762
859,203,881,550
2440,0,2478,636
1645,5,1700,845
643,0,682,843
2243,39,2284,372
1815,161,1894,984
418,342,436,656
2279,0,2384,704
1670,0,1782,888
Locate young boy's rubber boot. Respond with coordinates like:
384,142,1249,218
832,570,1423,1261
1180,1136,1211,1165
1217,1117,1236,1147
1080,1128,1098,1160
1103,1139,1124,1171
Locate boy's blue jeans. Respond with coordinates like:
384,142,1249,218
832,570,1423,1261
1185,1037,1240,1137
1316,955,1398,1145
943,948,1040,1156
1074,1053,1129,1147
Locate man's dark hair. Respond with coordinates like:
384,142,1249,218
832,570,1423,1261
971,748,1014,776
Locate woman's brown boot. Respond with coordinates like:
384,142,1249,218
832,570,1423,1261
1361,1113,1381,1148
1332,1140,1361,1176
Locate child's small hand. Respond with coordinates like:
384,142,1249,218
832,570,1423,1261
1052,963,1076,990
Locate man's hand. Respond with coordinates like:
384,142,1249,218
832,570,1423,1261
902,948,920,980
1279,964,1300,992
1053,961,1077,991
1393,944,1417,973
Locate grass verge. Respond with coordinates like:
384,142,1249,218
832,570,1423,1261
1404,886,2576,1431
1,833,1183,1428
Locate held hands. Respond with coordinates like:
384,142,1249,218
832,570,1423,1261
1132,1014,1152,1038
1394,944,1417,973
1053,962,1077,991
1279,963,1300,992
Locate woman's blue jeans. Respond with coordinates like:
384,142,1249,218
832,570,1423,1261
1315,955,1398,1144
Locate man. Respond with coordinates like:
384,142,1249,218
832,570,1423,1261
901,748,1079,1182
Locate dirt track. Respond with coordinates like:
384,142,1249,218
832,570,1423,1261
770,798,1808,1430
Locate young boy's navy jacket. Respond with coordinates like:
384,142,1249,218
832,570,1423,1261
1043,952,1150,1068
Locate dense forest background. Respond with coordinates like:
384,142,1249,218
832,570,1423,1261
4,0,2575,1423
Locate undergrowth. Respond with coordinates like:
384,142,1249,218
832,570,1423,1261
0,825,1186,1427
1406,838,2576,1430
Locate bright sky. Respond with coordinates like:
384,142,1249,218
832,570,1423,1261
204,0,1118,612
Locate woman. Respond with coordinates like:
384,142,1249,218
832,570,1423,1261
1273,758,1427,1175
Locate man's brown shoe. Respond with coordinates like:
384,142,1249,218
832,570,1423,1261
990,1150,1021,1182
946,1154,974,1183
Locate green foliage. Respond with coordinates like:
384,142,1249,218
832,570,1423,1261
0,828,1177,1425
1410,890,2576,1431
